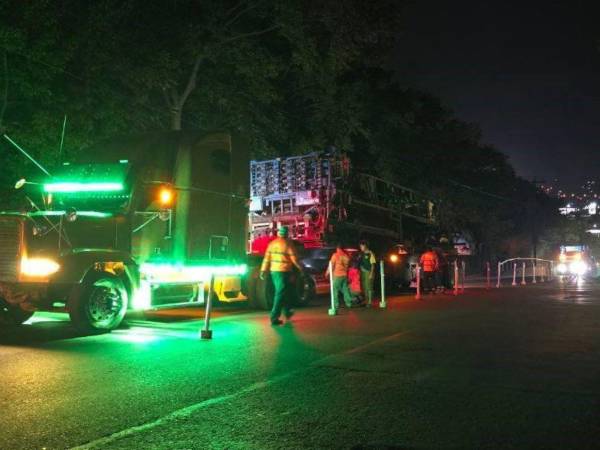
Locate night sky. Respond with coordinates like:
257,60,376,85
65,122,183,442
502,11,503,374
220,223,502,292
395,1,599,189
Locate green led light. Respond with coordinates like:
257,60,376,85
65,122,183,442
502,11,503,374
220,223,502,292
140,262,247,284
132,263,247,310
28,210,113,218
43,182,124,193
131,281,152,310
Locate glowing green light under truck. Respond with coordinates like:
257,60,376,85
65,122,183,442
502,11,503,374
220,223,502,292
0,132,306,332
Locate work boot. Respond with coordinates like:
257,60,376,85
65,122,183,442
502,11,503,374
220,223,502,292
284,309,295,320
271,319,283,326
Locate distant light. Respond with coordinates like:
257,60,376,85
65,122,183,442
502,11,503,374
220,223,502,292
586,202,597,215
569,261,588,275
389,254,399,263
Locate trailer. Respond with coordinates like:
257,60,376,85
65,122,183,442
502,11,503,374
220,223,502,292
247,150,435,300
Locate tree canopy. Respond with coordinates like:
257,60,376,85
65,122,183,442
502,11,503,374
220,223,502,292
0,0,561,259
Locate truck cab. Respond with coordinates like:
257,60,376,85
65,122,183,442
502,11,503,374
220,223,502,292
0,132,249,332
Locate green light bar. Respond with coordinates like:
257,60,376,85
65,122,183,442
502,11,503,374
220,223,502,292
140,262,247,284
43,182,124,193
28,210,113,218
132,263,248,310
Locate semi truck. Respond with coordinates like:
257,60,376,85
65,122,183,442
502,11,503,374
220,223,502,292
0,132,252,332
0,133,434,331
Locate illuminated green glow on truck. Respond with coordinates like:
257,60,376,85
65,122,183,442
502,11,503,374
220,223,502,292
43,182,124,193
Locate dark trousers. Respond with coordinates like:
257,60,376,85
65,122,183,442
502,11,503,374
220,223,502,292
270,271,292,322
423,271,436,292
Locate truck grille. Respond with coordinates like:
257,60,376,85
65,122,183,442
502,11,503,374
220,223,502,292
0,217,23,282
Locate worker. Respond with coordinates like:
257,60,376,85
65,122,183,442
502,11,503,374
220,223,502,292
358,240,377,307
325,243,353,309
419,246,439,294
260,226,303,325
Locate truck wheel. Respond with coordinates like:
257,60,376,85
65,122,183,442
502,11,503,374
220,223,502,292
294,274,316,307
254,275,274,310
68,273,128,333
0,299,34,326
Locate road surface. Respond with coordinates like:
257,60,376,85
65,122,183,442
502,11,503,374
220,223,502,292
1,279,600,449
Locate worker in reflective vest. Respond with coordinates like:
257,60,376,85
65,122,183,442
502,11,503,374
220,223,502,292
260,226,304,325
419,246,439,294
358,240,377,307
325,243,353,308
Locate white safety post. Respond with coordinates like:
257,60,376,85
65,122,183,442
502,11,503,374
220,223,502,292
496,262,501,288
415,264,421,299
328,261,337,316
461,260,466,293
532,263,537,283
521,261,526,285
512,262,517,286
200,274,215,340
453,261,459,296
486,262,491,289
540,264,545,282
379,259,387,309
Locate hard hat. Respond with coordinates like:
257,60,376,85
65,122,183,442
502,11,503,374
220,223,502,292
278,226,289,237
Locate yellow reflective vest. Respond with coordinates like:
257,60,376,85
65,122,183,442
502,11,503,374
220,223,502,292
260,237,299,272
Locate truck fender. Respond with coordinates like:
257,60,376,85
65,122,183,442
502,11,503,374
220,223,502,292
54,250,139,296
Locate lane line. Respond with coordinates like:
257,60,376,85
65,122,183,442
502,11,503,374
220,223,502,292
69,330,407,450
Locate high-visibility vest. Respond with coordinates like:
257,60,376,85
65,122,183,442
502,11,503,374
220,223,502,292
330,251,350,277
260,237,298,272
420,251,439,272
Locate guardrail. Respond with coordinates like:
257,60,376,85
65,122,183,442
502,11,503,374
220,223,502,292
496,258,554,288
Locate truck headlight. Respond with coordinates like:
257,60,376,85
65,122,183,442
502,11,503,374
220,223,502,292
569,261,587,275
556,263,567,274
21,257,60,277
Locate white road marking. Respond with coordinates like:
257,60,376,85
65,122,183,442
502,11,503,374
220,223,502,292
69,330,407,449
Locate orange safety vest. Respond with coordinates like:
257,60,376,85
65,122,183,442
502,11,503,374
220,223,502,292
330,251,350,277
260,237,298,272
420,251,439,272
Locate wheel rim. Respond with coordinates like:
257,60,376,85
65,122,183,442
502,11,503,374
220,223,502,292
295,275,314,305
87,280,124,325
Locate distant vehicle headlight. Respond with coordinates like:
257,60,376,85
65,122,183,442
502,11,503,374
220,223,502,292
569,261,587,275
556,263,567,274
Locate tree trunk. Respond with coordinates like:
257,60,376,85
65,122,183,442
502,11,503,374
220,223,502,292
171,108,182,131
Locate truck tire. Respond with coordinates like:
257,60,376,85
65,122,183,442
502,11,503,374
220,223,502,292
254,275,274,310
293,273,316,307
252,272,316,310
0,300,34,326
244,270,260,309
68,272,128,333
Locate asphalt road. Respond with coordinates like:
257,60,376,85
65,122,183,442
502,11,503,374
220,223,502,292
2,278,600,449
